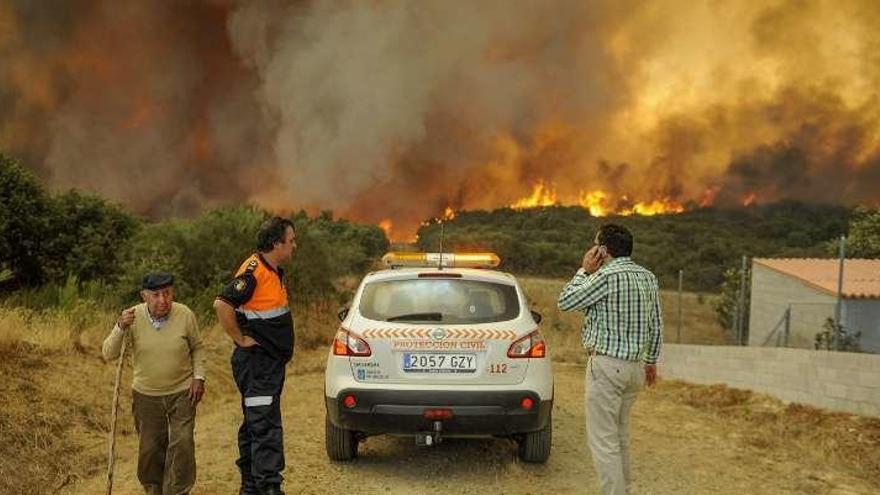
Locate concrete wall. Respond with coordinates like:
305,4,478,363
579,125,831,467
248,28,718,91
748,264,836,348
660,344,880,417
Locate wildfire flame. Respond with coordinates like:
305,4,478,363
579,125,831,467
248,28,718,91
378,219,393,237
699,187,719,208
443,206,456,221
511,181,558,209
578,190,610,217
619,199,685,216
742,193,757,207
511,183,685,217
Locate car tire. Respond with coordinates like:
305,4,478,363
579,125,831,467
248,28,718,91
517,412,551,463
325,415,358,461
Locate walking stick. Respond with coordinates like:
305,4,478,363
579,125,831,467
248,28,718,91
106,334,128,495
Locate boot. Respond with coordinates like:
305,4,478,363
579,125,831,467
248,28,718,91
239,485,259,495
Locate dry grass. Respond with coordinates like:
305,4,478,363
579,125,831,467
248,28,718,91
294,301,344,350
0,342,112,493
0,300,340,495
0,305,126,493
655,380,880,485
519,276,731,363
0,305,113,353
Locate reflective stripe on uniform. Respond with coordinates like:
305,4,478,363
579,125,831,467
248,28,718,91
236,306,290,320
244,396,273,407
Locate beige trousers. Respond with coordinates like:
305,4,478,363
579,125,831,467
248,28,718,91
585,355,644,495
132,389,196,495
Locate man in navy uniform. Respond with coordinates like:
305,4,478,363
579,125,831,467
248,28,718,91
214,217,297,495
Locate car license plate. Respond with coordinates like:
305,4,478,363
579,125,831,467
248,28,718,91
402,353,477,373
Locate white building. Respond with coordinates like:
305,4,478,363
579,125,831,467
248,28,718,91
748,258,880,353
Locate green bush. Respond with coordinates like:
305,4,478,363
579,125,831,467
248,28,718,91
43,190,140,282
111,206,388,318
0,154,140,288
713,266,750,342
290,210,388,304
0,154,51,286
844,208,880,258
815,318,861,352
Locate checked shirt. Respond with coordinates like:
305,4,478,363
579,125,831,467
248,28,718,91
557,257,663,364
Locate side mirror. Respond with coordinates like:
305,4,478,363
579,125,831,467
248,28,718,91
337,307,349,322
530,310,542,325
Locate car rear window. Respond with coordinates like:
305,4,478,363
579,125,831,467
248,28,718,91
358,278,521,324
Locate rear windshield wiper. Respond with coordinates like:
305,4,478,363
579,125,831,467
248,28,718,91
387,312,443,322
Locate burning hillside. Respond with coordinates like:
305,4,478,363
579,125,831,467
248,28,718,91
511,181,685,216
1,1,878,240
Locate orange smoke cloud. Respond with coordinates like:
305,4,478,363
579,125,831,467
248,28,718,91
1,1,878,241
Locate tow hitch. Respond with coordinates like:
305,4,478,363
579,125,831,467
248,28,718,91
416,420,444,446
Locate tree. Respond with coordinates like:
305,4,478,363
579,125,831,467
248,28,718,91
113,205,389,316
846,208,880,258
713,265,750,342
43,191,141,282
0,153,51,286
1,154,140,288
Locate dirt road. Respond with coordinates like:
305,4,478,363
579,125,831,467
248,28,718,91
57,348,877,495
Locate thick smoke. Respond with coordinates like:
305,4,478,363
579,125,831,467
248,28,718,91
0,0,276,216
1,0,879,238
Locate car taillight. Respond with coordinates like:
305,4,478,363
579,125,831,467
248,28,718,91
332,328,372,357
424,408,453,420
507,330,546,358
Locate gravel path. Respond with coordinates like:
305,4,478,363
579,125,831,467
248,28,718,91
62,351,876,495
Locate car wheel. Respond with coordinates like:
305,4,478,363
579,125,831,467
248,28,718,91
517,412,551,463
325,415,358,461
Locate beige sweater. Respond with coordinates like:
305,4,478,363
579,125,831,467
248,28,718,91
102,302,206,396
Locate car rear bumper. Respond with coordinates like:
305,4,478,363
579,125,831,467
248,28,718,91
326,389,552,436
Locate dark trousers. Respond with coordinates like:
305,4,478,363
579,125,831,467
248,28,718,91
131,389,196,495
231,346,287,492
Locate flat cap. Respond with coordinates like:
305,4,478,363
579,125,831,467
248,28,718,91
141,272,175,291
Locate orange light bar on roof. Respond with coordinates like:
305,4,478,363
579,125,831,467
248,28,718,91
381,252,501,269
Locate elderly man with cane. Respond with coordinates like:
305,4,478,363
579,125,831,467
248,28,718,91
102,272,206,495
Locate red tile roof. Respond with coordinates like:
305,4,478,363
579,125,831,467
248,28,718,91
753,258,880,299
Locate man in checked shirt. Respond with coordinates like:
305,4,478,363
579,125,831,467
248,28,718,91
558,223,663,495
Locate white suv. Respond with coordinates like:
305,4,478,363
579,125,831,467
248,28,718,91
324,252,553,462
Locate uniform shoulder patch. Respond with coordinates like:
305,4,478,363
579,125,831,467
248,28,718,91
245,259,259,273
233,278,248,292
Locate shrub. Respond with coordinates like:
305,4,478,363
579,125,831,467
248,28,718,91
0,154,51,286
